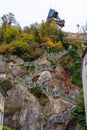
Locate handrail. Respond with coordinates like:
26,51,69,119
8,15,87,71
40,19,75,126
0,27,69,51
37,107,76,130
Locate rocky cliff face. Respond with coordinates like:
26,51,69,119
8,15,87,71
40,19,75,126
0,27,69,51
5,84,41,130
5,83,63,130
2,54,79,130
4,82,74,130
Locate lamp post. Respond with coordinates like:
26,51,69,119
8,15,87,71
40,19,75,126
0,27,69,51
40,112,43,130
47,46,49,57
77,24,80,33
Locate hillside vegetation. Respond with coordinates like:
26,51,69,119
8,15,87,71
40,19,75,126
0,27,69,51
0,13,86,130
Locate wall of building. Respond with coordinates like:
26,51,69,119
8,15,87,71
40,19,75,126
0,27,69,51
0,92,5,129
0,104,3,112
0,125,2,130
82,53,87,126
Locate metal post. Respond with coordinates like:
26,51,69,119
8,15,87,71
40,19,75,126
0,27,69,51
40,113,43,130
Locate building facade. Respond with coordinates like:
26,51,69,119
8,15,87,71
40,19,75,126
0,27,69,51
0,85,7,130
82,48,87,126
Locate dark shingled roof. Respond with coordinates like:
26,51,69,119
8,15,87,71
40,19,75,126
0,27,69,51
47,8,60,20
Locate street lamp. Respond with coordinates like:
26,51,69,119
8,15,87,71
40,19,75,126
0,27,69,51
40,112,44,130
47,46,49,57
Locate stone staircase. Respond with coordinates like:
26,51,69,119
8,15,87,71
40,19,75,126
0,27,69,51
37,107,76,130
12,50,76,130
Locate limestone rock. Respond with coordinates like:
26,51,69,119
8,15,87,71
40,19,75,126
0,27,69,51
5,84,41,130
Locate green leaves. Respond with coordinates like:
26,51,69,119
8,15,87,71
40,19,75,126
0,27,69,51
68,48,81,61
30,86,42,97
61,48,82,87
1,80,12,91
73,92,86,129
3,126,12,130
4,26,19,43
9,41,30,56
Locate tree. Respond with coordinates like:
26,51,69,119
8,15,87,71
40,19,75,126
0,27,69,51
79,22,87,34
6,13,16,26
1,13,17,28
55,30,65,42
0,27,4,42
17,32,35,44
9,41,30,56
4,26,19,43
40,21,57,37
1,15,8,28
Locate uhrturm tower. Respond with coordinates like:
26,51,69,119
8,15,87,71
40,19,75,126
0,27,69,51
47,9,65,29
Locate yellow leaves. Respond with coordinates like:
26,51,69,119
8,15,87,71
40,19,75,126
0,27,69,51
47,38,55,48
5,26,19,43
55,41,63,48
49,20,56,29
20,33,35,43
9,41,30,54
5,26,19,35
0,41,30,55
46,38,63,49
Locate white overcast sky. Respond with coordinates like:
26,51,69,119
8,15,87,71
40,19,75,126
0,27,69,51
0,0,87,32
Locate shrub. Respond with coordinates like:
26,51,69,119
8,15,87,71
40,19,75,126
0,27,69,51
29,64,35,72
30,86,42,97
68,48,81,61
30,86,49,106
5,103,21,116
5,58,15,63
4,26,19,43
9,41,30,56
72,92,86,129
3,126,12,130
61,49,82,87
0,44,10,54
1,80,12,91
20,53,31,61
39,95,49,106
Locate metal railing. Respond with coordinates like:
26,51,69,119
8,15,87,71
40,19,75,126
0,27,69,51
38,107,76,130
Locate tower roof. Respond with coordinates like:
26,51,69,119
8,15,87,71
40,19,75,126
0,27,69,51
47,8,60,20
